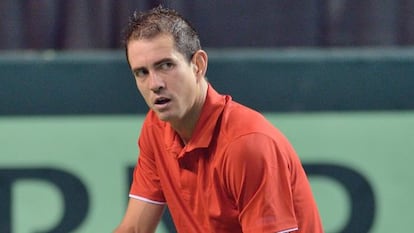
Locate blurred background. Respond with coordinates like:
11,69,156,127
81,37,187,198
1,0,414,49
1,1,414,233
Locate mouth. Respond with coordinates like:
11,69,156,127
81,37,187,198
154,97,171,106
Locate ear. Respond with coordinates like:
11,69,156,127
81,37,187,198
191,50,208,79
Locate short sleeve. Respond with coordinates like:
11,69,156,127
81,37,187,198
221,133,298,233
129,121,165,204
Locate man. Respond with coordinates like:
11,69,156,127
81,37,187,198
114,6,323,233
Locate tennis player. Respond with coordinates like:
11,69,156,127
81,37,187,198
114,6,323,233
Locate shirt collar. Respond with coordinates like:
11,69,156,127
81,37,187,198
164,84,227,154
186,84,226,151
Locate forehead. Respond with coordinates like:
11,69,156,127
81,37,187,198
127,34,180,66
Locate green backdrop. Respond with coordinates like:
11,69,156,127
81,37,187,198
1,111,413,232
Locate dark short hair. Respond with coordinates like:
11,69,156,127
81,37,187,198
122,6,201,62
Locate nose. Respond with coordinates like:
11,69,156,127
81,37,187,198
148,72,164,92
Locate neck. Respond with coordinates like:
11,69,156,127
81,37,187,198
172,81,208,144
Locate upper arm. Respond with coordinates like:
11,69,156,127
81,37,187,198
224,133,290,207
223,133,298,232
114,198,165,233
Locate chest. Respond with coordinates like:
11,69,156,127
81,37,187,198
160,146,226,205
155,145,241,231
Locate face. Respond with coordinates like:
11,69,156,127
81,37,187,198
127,34,206,124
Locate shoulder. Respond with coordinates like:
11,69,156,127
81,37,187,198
223,133,285,168
220,100,280,141
140,110,169,137
142,110,164,128
217,101,297,167
138,110,167,151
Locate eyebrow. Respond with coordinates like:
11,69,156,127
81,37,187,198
132,57,174,73
153,58,174,68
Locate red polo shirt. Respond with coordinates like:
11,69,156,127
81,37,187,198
130,85,323,233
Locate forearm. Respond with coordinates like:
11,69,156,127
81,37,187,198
114,198,165,233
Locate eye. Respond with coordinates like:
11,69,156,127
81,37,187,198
133,68,149,78
159,62,174,70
